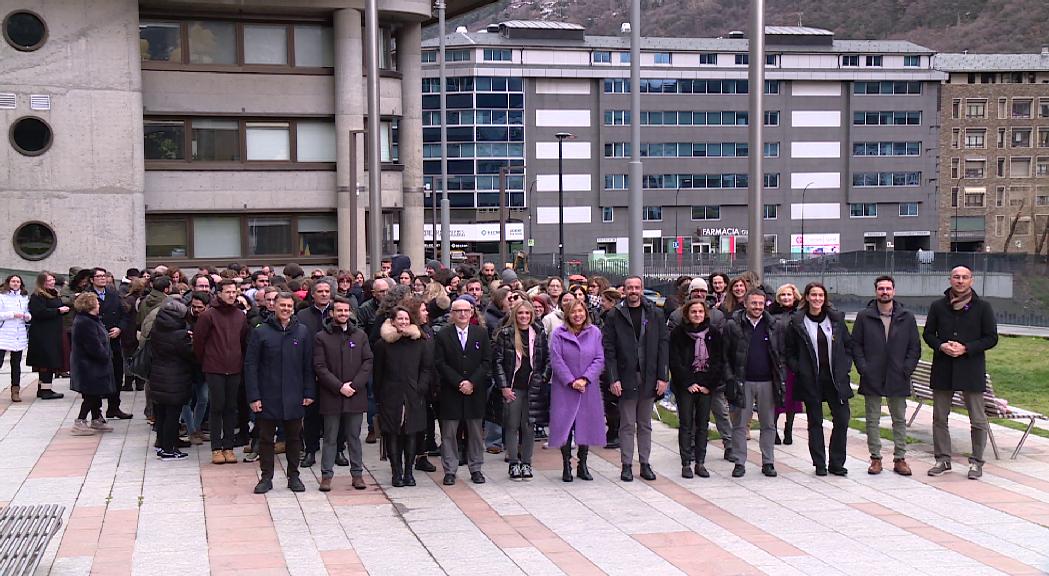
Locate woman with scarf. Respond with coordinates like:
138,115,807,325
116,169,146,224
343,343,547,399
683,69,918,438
785,282,854,477
669,299,724,479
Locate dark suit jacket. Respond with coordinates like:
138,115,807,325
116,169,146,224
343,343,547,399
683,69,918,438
601,299,669,400
434,323,491,420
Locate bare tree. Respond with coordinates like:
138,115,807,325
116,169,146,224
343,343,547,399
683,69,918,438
1002,197,1027,254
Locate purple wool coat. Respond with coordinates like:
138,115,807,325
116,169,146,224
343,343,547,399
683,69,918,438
548,324,606,448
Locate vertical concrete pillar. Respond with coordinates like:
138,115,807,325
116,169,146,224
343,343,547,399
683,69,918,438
397,22,425,270
128,6,147,268
335,8,365,271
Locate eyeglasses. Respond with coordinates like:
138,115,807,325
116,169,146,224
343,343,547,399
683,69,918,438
452,308,472,314
507,295,521,302
93,274,107,278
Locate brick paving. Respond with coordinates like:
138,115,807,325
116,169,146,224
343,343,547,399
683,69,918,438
1,365,1048,576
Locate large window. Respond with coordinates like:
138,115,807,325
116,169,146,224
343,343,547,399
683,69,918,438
849,203,877,218
853,81,922,95
642,206,662,221
691,205,720,221
146,213,338,261
140,19,333,71
853,111,922,126
144,117,337,166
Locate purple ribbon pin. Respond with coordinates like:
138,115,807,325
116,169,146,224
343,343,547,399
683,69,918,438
293,340,299,346
474,341,481,350
349,340,356,349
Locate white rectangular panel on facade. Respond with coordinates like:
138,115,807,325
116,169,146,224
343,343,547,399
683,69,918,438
790,81,842,96
391,223,525,242
537,206,592,224
522,49,589,66
535,109,591,127
780,54,839,69
790,172,840,189
643,230,662,238
790,203,841,220
791,110,841,128
535,79,591,94
790,142,841,159
536,173,591,192
789,233,840,254
535,141,591,159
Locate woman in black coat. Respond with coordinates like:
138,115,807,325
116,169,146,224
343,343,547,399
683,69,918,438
69,293,116,436
373,306,433,487
785,282,854,477
668,299,724,479
26,272,68,400
149,300,197,459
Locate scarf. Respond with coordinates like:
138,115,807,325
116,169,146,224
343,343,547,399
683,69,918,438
949,288,973,311
685,323,710,372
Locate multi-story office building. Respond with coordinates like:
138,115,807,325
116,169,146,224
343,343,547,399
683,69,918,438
421,22,944,257
935,51,1049,253
1,1,490,273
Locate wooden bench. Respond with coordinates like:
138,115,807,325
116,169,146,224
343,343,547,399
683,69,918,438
908,360,1048,459
0,504,64,575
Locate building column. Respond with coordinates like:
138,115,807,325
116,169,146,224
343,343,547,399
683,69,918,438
397,21,425,270
334,8,366,271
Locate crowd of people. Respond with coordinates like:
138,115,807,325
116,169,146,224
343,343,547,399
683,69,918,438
0,257,998,493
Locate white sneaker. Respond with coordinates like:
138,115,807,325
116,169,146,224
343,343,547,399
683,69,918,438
90,419,114,432
71,419,96,436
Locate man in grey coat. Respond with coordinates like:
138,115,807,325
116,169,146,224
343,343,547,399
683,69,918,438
852,275,920,476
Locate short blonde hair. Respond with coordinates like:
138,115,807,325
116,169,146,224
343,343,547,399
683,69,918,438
775,283,801,305
74,292,99,313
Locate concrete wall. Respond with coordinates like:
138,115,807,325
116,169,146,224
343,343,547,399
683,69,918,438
0,0,144,273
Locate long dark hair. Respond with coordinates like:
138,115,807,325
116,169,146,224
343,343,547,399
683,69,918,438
34,271,57,298
2,274,27,296
801,281,831,311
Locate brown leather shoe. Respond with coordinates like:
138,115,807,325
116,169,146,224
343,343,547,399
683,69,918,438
319,477,332,492
10,386,20,403
223,449,237,464
351,476,366,490
212,450,225,465
893,458,912,476
867,458,883,475
365,430,377,444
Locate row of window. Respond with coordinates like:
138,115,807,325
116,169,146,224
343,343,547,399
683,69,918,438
422,109,525,127
949,97,1049,120
142,117,398,164
603,142,780,158
423,159,525,176
853,142,922,157
853,111,922,126
950,185,1049,210
616,202,919,223
423,176,526,193
604,173,779,190
853,81,923,95
139,20,342,70
950,157,1049,179
423,126,524,144
603,78,780,95
146,213,338,260
422,143,524,159
852,172,923,187
421,93,525,111
604,110,780,126
421,76,524,93
950,127,1049,149
848,203,921,217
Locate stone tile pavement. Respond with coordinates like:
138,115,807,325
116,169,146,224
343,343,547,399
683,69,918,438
1,364,1048,576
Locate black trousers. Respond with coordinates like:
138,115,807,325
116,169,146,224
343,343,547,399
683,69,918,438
804,397,851,469
107,339,123,411
205,373,241,451
601,380,619,442
676,388,714,465
154,403,181,452
77,394,103,420
257,417,303,480
1,350,22,387
303,401,322,453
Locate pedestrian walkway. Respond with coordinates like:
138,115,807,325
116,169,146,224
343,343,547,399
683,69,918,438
1,368,1048,575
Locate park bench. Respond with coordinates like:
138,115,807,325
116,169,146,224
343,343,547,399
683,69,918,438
907,360,1048,459
0,504,64,575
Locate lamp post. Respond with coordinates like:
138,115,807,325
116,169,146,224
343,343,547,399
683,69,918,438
674,185,683,264
526,178,537,259
436,0,451,268
800,181,813,258
555,132,574,280
425,182,435,259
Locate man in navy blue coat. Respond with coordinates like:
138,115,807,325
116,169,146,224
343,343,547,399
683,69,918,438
245,292,316,494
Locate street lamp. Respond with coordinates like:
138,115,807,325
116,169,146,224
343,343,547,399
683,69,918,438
555,132,575,280
425,182,435,259
800,182,813,258
674,185,683,262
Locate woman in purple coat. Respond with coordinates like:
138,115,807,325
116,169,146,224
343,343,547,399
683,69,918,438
549,298,605,483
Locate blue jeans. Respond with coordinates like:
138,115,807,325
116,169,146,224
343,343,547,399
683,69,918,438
485,422,503,449
180,379,209,434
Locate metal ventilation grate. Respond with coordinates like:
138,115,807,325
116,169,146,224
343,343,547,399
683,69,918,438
0,93,15,109
29,94,50,110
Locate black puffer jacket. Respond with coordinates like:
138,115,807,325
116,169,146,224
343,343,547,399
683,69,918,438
784,308,854,404
492,321,550,426
722,310,787,407
149,305,196,406
668,321,725,391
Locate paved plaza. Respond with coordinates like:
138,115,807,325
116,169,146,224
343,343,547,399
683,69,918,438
1,366,1048,576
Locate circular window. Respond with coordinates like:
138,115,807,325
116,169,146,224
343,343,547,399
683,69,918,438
3,10,47,51
13,222,56,261
9,116,53,156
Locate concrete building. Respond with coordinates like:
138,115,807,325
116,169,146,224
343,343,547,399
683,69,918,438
421,22,945,259
935,51,1049,253
0,0,490,274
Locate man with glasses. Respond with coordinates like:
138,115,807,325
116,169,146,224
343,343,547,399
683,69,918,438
924,266,998,480
434,296,492,485
89,268,133,419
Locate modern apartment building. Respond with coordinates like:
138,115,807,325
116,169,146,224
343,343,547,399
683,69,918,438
421,22,944,257
1,0,490,273
935,51,1049,253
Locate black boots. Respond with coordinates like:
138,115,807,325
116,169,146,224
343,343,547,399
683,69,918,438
783,412,795,445
576,446,593,481
386,434,404,487
561,445,573,482
402,435,417,486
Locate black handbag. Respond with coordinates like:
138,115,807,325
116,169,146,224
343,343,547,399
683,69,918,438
127,338,153,380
